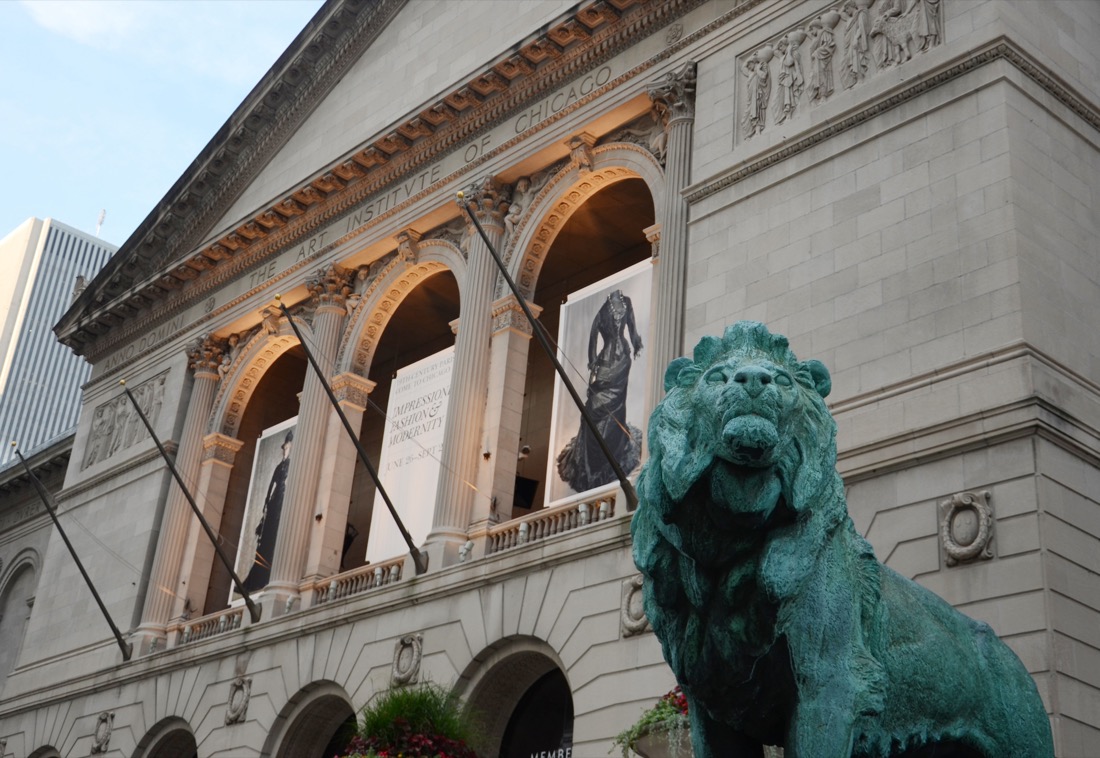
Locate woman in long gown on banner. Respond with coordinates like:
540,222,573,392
557,289,643,493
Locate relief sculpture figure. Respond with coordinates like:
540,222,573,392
807,11,840,103
556,289,643,494
632,321,1054,758
774,32,805,125
740,47,773,138
840,0,874,89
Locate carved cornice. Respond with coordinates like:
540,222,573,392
58,0,711,360
688,39,1100,205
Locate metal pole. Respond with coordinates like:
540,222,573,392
274,299,428,575
119,383,261,624
457,192,640,511
12,444,133,661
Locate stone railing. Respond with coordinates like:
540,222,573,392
177,606,245,645
486,491,617,555
312,555,405,605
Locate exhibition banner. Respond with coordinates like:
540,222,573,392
546,261,651,505
233,415,297,602
365,346,454,563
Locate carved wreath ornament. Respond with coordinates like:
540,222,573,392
391,632,423,686
940,491,994,566
90,711,114,753
225,676,252,725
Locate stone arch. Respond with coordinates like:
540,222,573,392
338,241,465,377
504,143,665,300
27,747,61,758
262,680,356,758
132,717,196,758
209,315,310,439
456,635,572,758
0,549,40,683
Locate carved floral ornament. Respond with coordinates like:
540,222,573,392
739,0,943,140
940,490,994,566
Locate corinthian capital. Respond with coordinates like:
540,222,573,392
648,61,697,124
307,264,354,309
187,335,226,375
464,176,512,230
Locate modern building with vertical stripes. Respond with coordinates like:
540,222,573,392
0,218,115,469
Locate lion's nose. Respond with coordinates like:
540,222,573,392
733,366,772,398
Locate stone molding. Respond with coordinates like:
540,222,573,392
940,491,994,567
689,38,1100,204
211,331,301,438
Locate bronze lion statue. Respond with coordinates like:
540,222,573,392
632,322,1053,758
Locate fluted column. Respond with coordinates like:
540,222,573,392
427,177,510,567
134,337,223,655
265,265,351,613
647,62,697,406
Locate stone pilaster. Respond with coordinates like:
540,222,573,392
133,337,223,655
303,371,376,586
647,62,696,406
265,265,352,614
470,295,543,534
427,177,510,567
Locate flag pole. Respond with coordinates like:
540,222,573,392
12,443,133,660
274,298,428,575
119,382,261,624
457,191,639,511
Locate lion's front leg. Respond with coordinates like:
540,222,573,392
687,695,764,758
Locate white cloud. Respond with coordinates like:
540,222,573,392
19,0,143,48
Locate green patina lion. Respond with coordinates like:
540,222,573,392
632,322,1053,758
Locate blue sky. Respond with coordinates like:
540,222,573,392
0,0,322,248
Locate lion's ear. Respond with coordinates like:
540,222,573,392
664,357,701,391
803,359,831,398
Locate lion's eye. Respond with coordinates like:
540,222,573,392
704,368,729,384
775,373,792,387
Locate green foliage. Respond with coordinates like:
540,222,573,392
338,683,481,758
611,687,689,758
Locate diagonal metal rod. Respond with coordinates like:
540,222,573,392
120,383,261,624
275,298,428,575
12,443,133,661
458,192,639,511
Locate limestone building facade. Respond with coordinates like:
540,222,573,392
0,1,1097,756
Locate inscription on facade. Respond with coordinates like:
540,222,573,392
104,315,185,372
513,65,613,133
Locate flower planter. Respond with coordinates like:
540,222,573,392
632,729,692,758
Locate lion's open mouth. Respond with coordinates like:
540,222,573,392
721,414,779,467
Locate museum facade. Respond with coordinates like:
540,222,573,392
0,0,1098,755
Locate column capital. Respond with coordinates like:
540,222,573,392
186,336,226,377
331,372,376,409
308,264,354,312
491,295,543,338
648,61,697,124
202,433,244,465
463,176,512,231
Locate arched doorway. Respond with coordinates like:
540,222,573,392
461,638,574,758
264,681,357,758
513,177,655,514
133,717,197,758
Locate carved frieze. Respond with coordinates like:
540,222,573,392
940,490,994,567
391,632,424,686
601,112,666,165
620,574,651,637
90,711,114,754
82,373,169,470
739,0,943,141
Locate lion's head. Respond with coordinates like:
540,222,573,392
639,322,839,533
